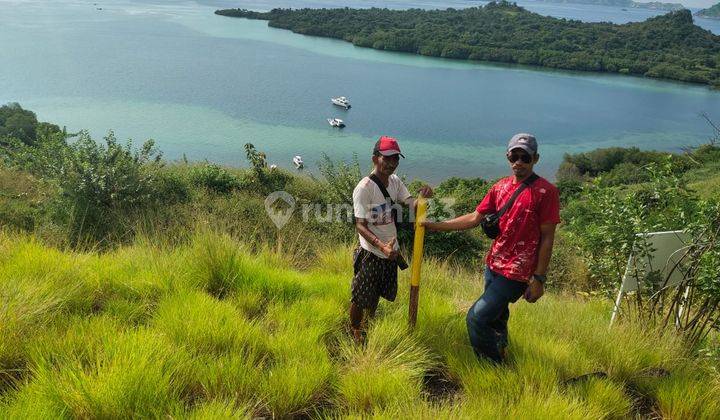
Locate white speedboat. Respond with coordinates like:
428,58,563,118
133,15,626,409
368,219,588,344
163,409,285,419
327,118,345,128
331,96,351,109
292,155,304,169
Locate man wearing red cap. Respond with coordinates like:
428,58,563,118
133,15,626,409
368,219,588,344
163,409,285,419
350,136,432,344
423,133,560,363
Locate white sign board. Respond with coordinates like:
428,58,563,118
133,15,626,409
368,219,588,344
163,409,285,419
610,230,691,325
621,230,691,292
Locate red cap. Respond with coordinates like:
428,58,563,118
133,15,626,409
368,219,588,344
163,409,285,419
373,136,405,158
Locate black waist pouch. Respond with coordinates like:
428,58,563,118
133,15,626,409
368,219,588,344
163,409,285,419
480,174,539,240
480,214,501,239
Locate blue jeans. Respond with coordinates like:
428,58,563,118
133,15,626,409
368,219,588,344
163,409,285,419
466,266,528,363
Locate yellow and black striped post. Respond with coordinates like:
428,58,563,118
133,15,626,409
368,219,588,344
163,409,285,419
409,197,427,329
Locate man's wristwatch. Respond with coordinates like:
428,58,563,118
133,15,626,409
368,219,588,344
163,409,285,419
532,274,547,285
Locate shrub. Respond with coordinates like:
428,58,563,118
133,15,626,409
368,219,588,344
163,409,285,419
560,147,683,179
44,131,165,244
188,164,239,194
318,153,362,205
154,168,190,204
0,103,44,146
562,159,699,293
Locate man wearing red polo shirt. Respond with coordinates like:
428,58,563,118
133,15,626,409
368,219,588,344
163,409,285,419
424,133,560,363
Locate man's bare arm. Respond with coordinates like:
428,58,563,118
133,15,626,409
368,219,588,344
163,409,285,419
524,223,557,303
422,211,483,232
355,218,397,259
535,223,557,276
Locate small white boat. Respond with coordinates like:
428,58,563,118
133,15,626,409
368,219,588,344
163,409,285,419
331,96,351,109
292,155,304,169
327,118,345,128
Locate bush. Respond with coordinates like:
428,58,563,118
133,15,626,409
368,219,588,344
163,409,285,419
188,164,240,194
560,147,681,178
0,103,41,146
0,166,51,231
598,162,653,186
562,159,699,293
317,153,362,205
432,176,489,215
52,131,165,244
154,168,190,204
692,144,720,164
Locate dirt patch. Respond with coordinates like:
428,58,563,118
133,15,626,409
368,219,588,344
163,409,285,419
0,363,26,397
637,367,670,378
625,382,661,419
422,367,462,403
562,371,608,386
625,367,669,419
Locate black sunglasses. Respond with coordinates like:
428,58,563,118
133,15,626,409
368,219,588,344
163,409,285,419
507,151,532,164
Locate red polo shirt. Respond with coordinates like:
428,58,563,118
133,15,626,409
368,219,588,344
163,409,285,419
476,174,561,282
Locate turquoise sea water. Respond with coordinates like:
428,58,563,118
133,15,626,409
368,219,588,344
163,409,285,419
1,0,719,181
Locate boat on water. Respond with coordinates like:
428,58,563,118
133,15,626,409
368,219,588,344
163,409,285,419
327,118,345,128
331,96,351,109
292,155,304,169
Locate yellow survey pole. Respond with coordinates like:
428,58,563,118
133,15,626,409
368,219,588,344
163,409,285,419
409,197,427,329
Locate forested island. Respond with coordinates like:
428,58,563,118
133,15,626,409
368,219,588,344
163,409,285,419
535,0,684,12
696,2,720,19
216,2,720,88
630,1,684,11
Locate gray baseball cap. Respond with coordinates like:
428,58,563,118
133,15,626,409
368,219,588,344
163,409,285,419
507,133,538,155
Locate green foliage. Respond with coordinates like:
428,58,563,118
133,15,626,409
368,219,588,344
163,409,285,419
433,176,490,215
188,163,240,194
217,3,720,87
687,200,720,299
243,142,267,172
559,147,688,180
0,165,52,231
51,131,168,244
2,116,191,246
562,158,700,293
318,153,362,205
410,179,488,265
0,103,60,146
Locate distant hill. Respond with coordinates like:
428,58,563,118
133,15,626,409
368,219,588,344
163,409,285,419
632,1,684,11
534,0,684,11
696,2,720,19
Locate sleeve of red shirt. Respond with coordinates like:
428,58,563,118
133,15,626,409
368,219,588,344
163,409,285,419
476,184,496,215
539,184,561,225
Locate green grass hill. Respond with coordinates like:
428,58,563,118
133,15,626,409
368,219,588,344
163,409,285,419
1,231,719,418
2,102,720,417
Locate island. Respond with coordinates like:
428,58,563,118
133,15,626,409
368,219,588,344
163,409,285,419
695,2,720,19
216,2,720,88
631,1,684,11
534,0,684,12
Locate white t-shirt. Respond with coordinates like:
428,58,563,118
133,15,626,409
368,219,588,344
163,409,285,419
353,174,413,258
